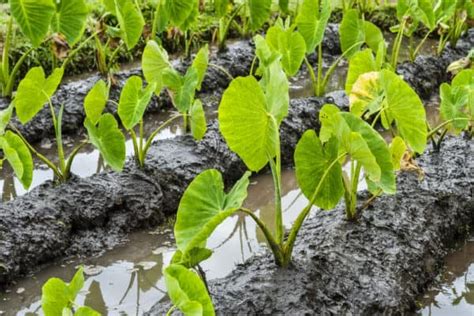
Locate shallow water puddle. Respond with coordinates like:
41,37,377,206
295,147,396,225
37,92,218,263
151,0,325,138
0,171,311,315
418,236,474,316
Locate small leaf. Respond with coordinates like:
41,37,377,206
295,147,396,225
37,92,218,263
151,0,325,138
345,49,379,94
14,67,64,124
85,114,125,171
440,84,469,131
390,136,407,171
67,267,84,300
0,131,33,189
0,103,13,135
84,80,109,125
118,76,156,130
164,68,199,113
74,306,101,316
339,9,365,58
296,0,332,53
41,278,70,316
164,264,215,316
295,132,344,209
190,99,207,140
142,40,172,95
191,45,209,91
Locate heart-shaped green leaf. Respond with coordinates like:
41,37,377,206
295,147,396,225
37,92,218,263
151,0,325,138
84,80,109,125
52,0,88,45
296,0,331,53
9,0,56,47
115,0,145,49
118,76,156,130
142,40,172,95
340,9,365,58
248,0,272,31
85,114,125,171
166,0,195,27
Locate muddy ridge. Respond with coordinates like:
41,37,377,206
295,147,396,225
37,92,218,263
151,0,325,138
1,27,473,144
147,136,474,315
0,92,346,287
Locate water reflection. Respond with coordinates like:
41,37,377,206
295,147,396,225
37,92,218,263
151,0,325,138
418,237,474,316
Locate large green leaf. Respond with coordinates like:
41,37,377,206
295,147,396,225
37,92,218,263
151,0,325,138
248,0,272,31
84,80,109,125
349,70,427,153
0,131,33,189
190,99,207,140
219,76,284,171
9,0,56,47
52,0,88,45
164,68,199,113
175,170,250,257
296,0,332,53
142,40,172,95
340,9,365,58
115,0,145,50
164,264,215,316
295,133,344,209
266,26,306,77
191,45,209,91
85,114,125,171
166,0,195,27
118,76,156,130
14,67,64,124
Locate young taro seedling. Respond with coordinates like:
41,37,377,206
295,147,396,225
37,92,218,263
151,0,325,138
429,69,473,149
295,1,384,96
1,67,125,186
142,40,208,135
1,0,89,97
41,267,100,316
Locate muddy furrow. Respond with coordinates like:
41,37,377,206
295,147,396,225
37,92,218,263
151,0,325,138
1,26,472,144
0,93,346,287
147,136,473,315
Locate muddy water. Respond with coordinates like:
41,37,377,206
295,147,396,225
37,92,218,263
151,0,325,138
418,236,474,316
0,171,312,315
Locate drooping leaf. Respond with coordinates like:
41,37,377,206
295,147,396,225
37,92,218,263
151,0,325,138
339,9,365,58
164,264,215,316
349,70,427,153
84,80,109,125
164,68,199,113
0,131,33,189
219,76,285,171
191,45,209,91
142,40,172,95
115,0,145,50
175,170,250,256
265,26,306,77
9,0,56,47
296,0,332,53
14,67,64,124
390,136,407,171
295,133,344,209
118,76,156,130
52,0,88,45
248,0,272,31
85,114,125,171
190,99,207,140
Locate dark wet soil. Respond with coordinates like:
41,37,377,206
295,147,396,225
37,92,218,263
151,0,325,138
147,136,474,315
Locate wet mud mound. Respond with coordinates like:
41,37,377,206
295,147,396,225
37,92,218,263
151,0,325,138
147,137,473,315
0,95,344,287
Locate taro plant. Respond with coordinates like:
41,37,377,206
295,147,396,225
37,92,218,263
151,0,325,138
2,67,125,186
429,69,473,149
41,267,100,316
142,40,208,134
295,2,384,96
1,0,89,97
93,0,144,76
161,56,426,315
437,0,474,54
